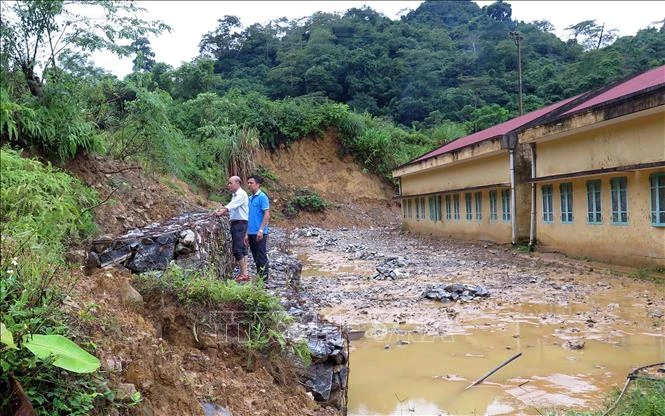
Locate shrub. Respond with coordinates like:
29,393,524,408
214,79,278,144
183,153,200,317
0,147,98,251
1,83,102,161
285,189,326,216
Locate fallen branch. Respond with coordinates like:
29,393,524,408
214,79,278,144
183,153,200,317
80,187,118,215
98,165,142,174
465,352,522,390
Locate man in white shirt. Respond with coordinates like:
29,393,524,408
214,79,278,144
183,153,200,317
214,176,249,281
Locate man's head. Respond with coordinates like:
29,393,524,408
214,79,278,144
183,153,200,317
226,176,241,192
247,174,263,194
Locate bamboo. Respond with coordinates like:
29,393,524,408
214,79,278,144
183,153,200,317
464,352,522,390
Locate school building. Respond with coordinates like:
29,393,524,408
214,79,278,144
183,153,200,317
393,65,665,266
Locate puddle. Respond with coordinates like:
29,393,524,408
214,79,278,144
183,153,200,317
347,317,665,415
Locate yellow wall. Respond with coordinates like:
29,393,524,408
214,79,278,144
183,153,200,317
400,189,512,243
536,112,665,178
536,169,665,266
400,154,509,196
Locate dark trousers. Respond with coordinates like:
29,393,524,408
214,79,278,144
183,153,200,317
248,234,269,279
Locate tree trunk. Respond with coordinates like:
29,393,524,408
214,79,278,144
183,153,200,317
21,63,43,97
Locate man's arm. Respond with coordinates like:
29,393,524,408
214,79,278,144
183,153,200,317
257,209,270,241
225,193,247,210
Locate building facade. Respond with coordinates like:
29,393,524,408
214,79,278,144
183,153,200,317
393,65,665,266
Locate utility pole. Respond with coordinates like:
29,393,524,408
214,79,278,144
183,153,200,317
509,31,524,116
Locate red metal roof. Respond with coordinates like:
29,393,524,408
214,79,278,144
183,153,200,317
412,95,579,163
562,65,665,115
408,64,665,166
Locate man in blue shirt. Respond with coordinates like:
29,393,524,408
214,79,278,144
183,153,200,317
245,174,270,281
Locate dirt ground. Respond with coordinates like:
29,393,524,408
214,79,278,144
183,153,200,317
66,268,337,416
256,133,400,229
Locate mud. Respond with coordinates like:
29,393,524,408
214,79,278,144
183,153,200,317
292,227,665,415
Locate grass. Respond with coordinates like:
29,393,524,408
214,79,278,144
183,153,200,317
631,266,665,284
550,379,665,416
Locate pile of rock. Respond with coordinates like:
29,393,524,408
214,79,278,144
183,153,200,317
87,212,233,277
344,244,381,260
315,236,338,250
371,257,410,281
302,326,348,404
422,283,490,302
294,227,321,237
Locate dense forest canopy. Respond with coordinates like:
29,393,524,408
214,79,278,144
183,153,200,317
196,0,665,126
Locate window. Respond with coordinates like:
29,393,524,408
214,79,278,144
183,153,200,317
475,192,482,220
610,177,628,224
650,173,665,226
415,198,420,220
489,190,498,221
501,189,511,222
465,193,473,220
586,180,602,223
429,196,435,221
560,182,573,223
428,196,441,222
420,197,426,220
445,195,452,220
453,194,460,220
402,201,407,219
542,185,553,223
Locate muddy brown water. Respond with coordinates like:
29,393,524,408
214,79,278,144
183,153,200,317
294,232,665,416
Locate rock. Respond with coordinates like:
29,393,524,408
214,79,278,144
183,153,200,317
66,249,86,264
648,309,663,319
175,243,192,256
116,383,138,400
99,245,134,268
308,339,332,363
120,280,144,308
201,402,232,416
103,356,123,372
563,339,585,350
86,251,101,268
180,229,196,245
127,239,175,272
306,363,333,401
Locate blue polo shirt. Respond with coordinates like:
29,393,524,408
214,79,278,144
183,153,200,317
248,190,270,235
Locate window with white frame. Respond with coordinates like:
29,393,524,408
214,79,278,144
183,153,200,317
489,190,498,221
465,193,472,221
542,185,553,223
445,195,452,220
501,189,511,221
475,192,482,220
453,194,460,220
610,177,628,224
560,182,573,223
586,180,602,223
650,173,665,226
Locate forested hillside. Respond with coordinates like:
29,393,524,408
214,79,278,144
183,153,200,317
197,0,665,126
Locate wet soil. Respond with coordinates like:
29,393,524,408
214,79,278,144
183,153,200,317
293,227,665,415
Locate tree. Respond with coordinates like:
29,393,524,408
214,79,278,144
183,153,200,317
565,20,618,50
130,37,156,72
0,0,169,96
199,16,243,60
484,0,512,22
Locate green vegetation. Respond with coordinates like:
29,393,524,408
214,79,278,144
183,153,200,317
0,149,112,415
286,189,327,216
551,379,665,416
631,266,665,284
